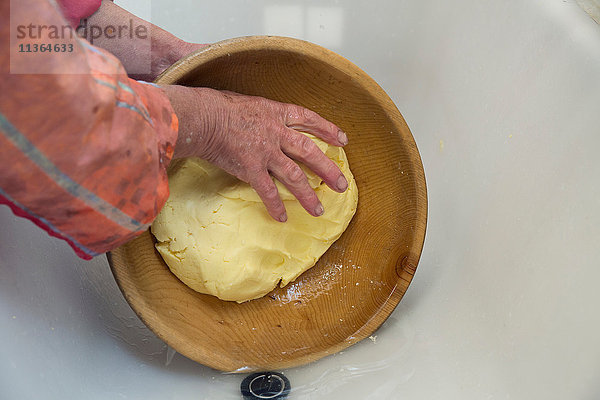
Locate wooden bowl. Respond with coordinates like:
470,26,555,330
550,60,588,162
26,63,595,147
108,36,427,372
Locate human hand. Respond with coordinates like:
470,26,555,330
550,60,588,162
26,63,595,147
162,86,349,222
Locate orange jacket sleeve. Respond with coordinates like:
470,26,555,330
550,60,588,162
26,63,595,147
0,0,178,259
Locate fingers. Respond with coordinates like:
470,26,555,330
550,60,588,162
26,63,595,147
250,172,288,222
280,128,348,193
282,104,348,147
268,153,324,217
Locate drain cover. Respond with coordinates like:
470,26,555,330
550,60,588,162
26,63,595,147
240,372,291,400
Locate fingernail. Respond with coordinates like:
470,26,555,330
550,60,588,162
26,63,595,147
315,204,324,216
337,130,348,146
336,175,348,192
279,212,287,222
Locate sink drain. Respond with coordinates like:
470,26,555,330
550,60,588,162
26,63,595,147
241,372,291,400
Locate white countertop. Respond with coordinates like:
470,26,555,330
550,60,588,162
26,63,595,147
1,0,599,398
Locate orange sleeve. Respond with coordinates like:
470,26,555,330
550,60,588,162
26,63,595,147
0,0,178,259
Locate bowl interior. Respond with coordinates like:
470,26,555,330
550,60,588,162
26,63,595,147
109,36,427,372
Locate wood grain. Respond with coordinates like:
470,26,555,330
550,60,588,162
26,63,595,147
108,36,427,372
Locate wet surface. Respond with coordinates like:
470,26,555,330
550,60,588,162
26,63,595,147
2,0,600,398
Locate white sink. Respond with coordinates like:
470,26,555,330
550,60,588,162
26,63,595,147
1,0,599,398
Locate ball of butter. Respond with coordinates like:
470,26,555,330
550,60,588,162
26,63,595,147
151,134,358,303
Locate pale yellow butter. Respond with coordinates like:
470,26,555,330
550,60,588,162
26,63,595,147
151,135,358,303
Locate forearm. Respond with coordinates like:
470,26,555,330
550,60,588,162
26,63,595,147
2,0,179,258
82,1,205,81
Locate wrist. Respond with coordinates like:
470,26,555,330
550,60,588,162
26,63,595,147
150,35,208,81
161,85,222,159
173,41,208,61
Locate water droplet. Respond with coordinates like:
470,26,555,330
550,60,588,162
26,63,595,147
165,346,176,366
